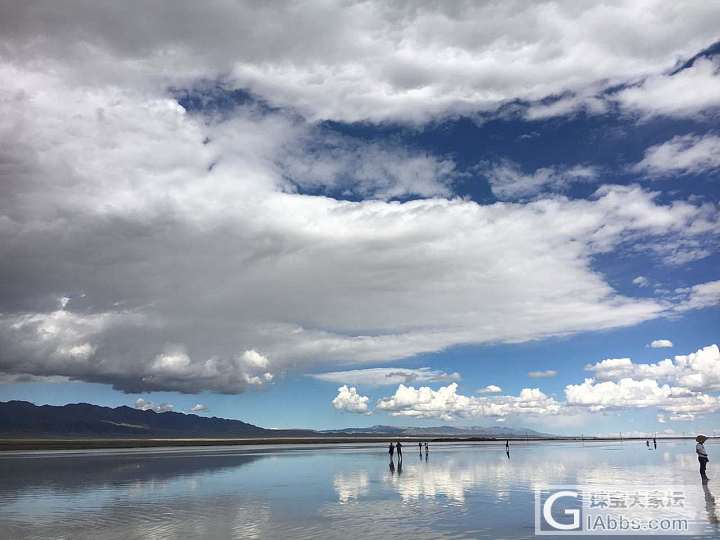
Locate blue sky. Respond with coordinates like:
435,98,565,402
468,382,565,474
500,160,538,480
0,1,719,436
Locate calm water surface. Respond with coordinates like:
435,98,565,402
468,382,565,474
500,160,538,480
1,440,718,539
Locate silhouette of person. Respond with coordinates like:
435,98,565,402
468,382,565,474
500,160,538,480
388,442,395,461
424,441,429,454
396,440,403,461
419,441,423,453
653,437,657,449
646,439,650,448
697,435,710,483
505,439,509,450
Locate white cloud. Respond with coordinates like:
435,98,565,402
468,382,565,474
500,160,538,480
649,339,673,349
190,403,209,413
478,384,503,393
524,91,608,120
585,344,720,391
277,134,456,200
240,350,270,370
633,276,650,288
376,383,561,420
574,344,720,420
134,398,174,413
528,370,558,378
634,134,720,177
657,413,694,423
2,1,720,123
332,385,370,414
673,280,720,312
485,160,597,200
564,377,720,419
1,2,720,394
615,58,720,119
649,241,714,267
1,180,717,392
312,367,460,387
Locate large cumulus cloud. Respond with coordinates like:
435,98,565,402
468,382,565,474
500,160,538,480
1,1,719,394
1,1,720,122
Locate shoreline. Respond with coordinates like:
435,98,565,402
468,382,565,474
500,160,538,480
0,435,699,452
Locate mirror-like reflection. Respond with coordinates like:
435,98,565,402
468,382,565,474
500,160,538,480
0,441,717,539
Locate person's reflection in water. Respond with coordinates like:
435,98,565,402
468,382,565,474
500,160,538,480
397,460,403,476
506,448,510,460
389,459,395,475
703,483,720,526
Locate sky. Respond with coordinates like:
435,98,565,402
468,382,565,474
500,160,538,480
0,0,719,436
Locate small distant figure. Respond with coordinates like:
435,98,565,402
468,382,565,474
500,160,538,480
424,441,429,454
396,440,403,461
646,440,650,448
506,439,509,450
388,442,395,460
653,437,657,449
419,441,423,452
697,435,710,483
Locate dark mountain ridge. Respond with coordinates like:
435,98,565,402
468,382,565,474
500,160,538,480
0,400,277,437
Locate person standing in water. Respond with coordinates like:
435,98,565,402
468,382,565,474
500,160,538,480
388,442,395,461
419,441,423,454
396,440,403,461
697,435,710,483
653,436,657,449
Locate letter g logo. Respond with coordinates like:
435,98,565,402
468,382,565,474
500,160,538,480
543,490,580,531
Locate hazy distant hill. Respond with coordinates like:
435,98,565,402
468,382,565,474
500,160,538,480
0,401,554,438
321,424,554,438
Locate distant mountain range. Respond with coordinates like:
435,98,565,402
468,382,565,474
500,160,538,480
0,401,554,438
0,400,302,438
321,424,553,438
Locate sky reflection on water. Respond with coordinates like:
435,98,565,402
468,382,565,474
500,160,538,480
0,441,718,539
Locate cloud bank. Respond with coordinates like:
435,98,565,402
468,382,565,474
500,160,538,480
0,1,719,395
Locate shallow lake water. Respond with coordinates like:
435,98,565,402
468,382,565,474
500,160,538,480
1,440,718,539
